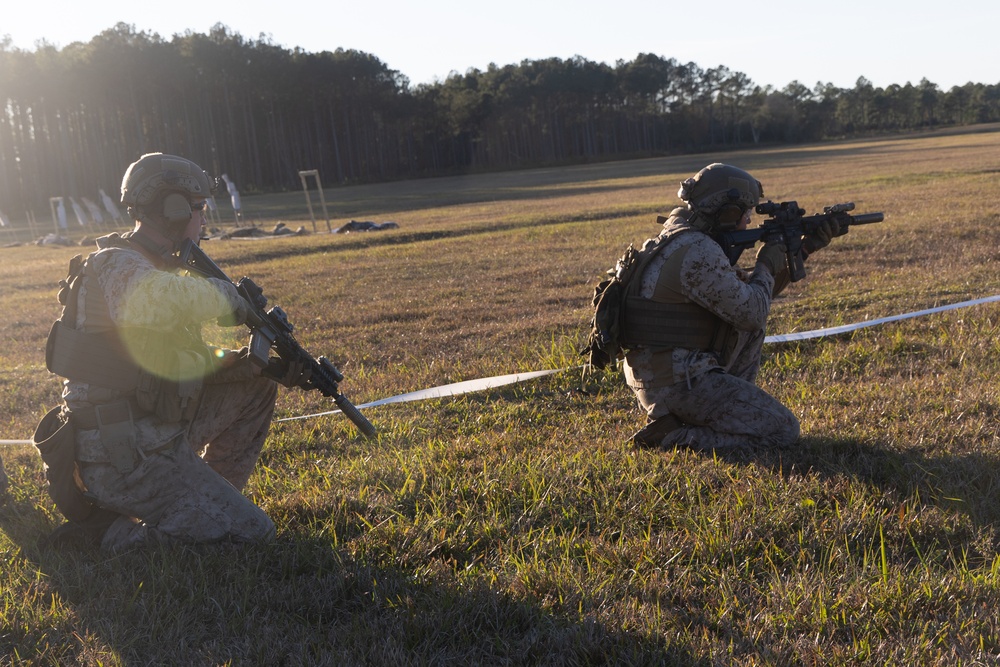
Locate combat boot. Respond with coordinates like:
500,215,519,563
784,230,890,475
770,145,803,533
631,414,683,449
39,507,122,551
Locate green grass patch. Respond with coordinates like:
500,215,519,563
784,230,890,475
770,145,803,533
4,128,1000,664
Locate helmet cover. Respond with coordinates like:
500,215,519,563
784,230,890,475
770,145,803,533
677,163,763,215
120,153,212,209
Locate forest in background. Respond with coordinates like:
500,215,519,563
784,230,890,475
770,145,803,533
2,22,999,219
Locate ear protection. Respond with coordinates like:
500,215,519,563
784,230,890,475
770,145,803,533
713,188,747,230
161,193,192,224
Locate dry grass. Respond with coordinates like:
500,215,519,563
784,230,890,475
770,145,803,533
3,128,1000,665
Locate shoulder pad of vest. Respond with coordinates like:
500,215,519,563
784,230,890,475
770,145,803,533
57,254,85,306
96,233,132,250
663,207,714,235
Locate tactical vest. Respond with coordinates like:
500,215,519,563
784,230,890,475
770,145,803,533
619,214,737,362
46,234,209,422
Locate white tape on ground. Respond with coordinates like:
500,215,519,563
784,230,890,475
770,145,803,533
281,294,1000,423
5,294,1000,440
763,294,1000,343
274,368,563,423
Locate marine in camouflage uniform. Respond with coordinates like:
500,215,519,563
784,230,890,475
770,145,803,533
624,164,835,451
44,153,308,551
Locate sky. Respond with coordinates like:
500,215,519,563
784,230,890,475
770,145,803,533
2,0,998,92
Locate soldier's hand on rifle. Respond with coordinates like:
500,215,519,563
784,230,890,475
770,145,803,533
210,278,251,327
832,212,853,236
803,219,836,255
755,241,787,276
262,356,313,388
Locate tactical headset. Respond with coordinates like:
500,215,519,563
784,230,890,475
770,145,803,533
712,188,749,231
121,153,213,227
160,191,195,225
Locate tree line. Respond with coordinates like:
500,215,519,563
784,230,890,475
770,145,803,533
2,22,999,221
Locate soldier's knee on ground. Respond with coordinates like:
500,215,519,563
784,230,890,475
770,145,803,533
769,412,801,448
780,417,801,447
100,510,274,552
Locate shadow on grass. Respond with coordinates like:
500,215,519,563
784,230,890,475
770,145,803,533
716,435,1000,526
0,494,701,666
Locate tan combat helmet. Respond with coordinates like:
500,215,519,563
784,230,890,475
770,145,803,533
677,163,763,232
120,153,213,227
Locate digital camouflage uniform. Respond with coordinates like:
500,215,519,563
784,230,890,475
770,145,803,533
64,234,277,551
623,210,800,450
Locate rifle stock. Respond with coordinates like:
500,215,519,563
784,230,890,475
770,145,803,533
178,240,377,438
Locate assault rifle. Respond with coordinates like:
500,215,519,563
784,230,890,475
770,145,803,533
714,201,884,282
178,239,378,439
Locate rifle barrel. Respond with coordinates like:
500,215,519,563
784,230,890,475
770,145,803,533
334,393,378,438
852,213,884,225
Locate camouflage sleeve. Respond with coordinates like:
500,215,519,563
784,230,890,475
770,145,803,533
93,247,238,328
679,235,774,332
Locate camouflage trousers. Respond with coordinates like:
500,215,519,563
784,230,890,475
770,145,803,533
78,375,278,551
631,329,800,450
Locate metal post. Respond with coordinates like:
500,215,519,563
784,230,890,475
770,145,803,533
49,197,66,235
298,169,332,233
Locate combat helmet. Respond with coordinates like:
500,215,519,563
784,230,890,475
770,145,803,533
677,163,763,232
120,153,213,228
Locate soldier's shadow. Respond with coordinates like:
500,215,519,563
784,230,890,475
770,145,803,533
714,434,1000,526
0,491,58,557
1,492,701,666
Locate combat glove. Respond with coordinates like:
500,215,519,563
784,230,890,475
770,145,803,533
262,356,313,388
755,241,787,276
803,219,836,255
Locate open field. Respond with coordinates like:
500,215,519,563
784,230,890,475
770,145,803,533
3,128,1000,665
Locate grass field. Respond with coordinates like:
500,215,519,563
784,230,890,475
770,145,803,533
3,128,1000,665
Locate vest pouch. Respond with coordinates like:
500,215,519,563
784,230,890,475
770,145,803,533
583,277,622,370
32,406,95,522
135,349,205,423
46,320,140,391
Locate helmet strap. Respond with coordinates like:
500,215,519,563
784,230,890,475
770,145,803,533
685,209,715,233
128,226,183,268
132,192,190,246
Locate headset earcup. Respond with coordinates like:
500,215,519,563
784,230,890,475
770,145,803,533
715,203,745,228
162,193,192,224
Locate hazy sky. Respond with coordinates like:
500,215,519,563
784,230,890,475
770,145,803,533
2,0,997,91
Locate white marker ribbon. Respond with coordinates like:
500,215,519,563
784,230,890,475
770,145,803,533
276,369,563,423
764,294,1000,343
5,294,1000,440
